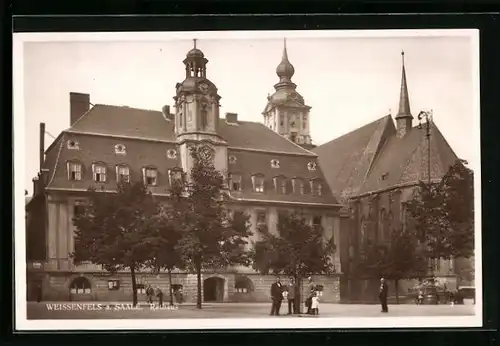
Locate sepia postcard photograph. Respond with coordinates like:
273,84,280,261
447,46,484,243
13,29,481,331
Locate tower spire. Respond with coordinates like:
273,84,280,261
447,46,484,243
276,37,295,83
193,38,197,49
395,50,413,138
396,50,412,118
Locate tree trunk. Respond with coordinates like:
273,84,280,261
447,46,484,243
130,266,138,307
295,275,302,314
196,258,202,309
168,268,174,306
394,279,399,304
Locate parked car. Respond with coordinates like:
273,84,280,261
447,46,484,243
454,286,475,305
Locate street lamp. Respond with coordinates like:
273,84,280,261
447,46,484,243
417,110,435,278
417,110,433,186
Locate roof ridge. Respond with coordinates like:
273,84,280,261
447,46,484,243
93,104,163,113
315,115,390,148
253,122,318,156
363,115,394,180
46,133,66,188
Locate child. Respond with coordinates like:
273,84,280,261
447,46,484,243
311,292,320,316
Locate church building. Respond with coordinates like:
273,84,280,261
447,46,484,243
313,52,474,302
26,40,347,304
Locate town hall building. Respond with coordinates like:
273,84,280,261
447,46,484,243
26,40,347,304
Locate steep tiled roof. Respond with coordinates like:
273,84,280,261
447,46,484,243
44,104,336,206
67,104,313,155
312,116,394,198
313,117,458,199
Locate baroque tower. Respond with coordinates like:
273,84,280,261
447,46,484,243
263,39,314,149
174,39,228,176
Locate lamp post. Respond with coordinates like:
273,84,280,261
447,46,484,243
417,110,434,279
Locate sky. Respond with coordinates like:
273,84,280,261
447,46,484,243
18,31,479,196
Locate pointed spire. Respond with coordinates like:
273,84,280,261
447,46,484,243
282,38,288,61
193,38,197,49
396,50,412,119
276,37,295,81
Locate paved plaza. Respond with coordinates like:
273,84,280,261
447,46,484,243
26,301,476,320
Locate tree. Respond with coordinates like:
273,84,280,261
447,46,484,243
251,213,336,312
176,146,252,309
72,181,159,307
143,180,186,306
405,160,474,266
356,228,427,303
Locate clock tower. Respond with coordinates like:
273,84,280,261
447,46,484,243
174,40,228,176
262,39,314,149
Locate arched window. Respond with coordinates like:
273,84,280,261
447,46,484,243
70,277,91,294
234,275,254,293
387,211,394,240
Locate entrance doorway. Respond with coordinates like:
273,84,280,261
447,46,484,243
203,277,225,302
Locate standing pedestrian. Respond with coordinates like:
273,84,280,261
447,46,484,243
146,284,155,304
156,287,164,307
306,276,316,314
36,282,42,303
311,291,320,316
379,277,389,313
270,276,283,316
287,277,297,315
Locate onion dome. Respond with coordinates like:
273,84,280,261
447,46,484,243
276,38,295,80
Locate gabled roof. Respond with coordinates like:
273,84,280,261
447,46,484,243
313,116,459,199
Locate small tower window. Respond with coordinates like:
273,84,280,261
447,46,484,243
67,140,80,150
252,175,265,193
307,161,317,171
280,114,284,126
143,167,158,186
270,159,280,169
93,163,107,183
114,144,126,155
302,114,307,129
116,165,130,183
67,161,82,181
166,149,178,159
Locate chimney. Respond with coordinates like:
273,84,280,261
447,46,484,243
162,105,173,121
70,92,90,126
225,112,238,124
39,122,45,171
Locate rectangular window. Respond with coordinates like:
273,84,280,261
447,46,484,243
313,216,322,227
256,211,267,225
302,115,307,128
136,284,146,295
230,174,242,191
311,181,323,196
108,280,120,290
68,162,82,181
169,169,183,186
93,164,107,182
280,114,284,126
116,166,130,183
73,201,87,217
144,168,158,186
253,176,264,193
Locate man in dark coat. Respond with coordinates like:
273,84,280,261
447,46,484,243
156,287,164,307
379,277,389,313
270,276,283,316
287,277,297,315
306,276,316,314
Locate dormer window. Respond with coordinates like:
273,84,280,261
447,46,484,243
292,178,305,194
310,179,324,196
67,140,80,150
229,173,242,192
168,168,184,186
270,159,280,169
143,167,158,186
252,174,265,193
114,144,126,155
273,176,287,194
67,161,82,181
166,149,178,159
92,163,107,183
116,165,130,183
307,161,317,171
